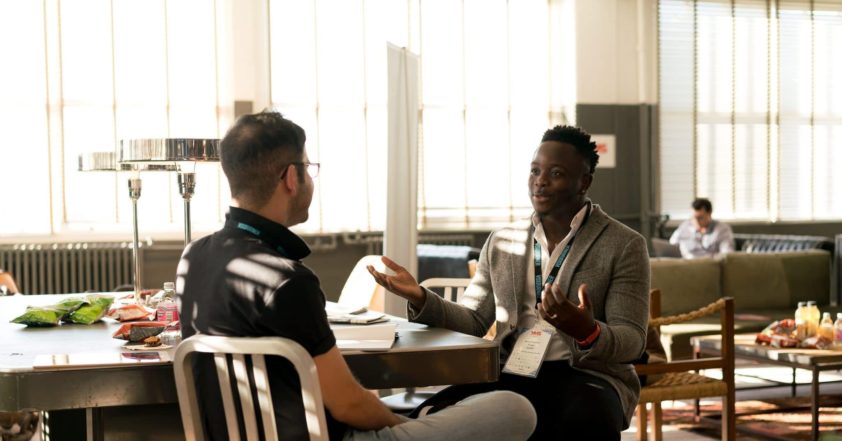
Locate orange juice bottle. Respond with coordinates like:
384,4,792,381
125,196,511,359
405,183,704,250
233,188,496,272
807,301,820,337
819,312,834,341
795,301,807,340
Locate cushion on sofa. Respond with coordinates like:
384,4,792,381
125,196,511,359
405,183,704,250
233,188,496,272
650,257,722,316
778,250,831,307
721,252,790,311
660,317,772,360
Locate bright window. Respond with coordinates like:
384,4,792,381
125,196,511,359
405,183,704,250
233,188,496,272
0,0,230,240
268,0,563,233
659,0,842,221
1,0,566,239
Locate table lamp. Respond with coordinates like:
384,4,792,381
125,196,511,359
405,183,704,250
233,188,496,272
118,138,220,245
78,152,177,302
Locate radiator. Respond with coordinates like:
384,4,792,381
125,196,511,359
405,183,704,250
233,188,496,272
367,234,476,255
0,242,139,294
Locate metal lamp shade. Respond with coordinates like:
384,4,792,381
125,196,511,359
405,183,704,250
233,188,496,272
118,138,221,247
118,138,220,163
78,152,178,172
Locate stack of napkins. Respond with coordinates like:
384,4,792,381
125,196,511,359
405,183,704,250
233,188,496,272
325,302,388,325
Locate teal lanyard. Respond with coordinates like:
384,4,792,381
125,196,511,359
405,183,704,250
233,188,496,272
533,206,590,305
533,240,573,305
236,222,289,257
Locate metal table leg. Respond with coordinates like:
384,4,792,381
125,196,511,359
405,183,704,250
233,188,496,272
86,407,103,441
811,367,819,441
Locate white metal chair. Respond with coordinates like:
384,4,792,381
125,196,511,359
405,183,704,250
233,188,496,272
418,277,470,303
380,277,472,412
173,335,329,441
337,255,386,312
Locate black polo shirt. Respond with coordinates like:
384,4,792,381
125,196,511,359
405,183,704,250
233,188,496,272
178,207,344,440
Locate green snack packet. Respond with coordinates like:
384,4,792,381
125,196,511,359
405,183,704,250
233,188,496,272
52,297,88,318
66,294,114,325
11,307,63,327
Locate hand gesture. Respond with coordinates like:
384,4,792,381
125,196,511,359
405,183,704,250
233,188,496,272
367,256,426,308
537,282,596,341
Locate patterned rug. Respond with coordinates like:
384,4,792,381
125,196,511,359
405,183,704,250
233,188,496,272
660,396,842,440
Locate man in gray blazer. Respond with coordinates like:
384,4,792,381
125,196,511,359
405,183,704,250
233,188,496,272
369,125,650,440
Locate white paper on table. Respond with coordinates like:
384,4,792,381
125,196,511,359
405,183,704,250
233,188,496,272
332,322,397,351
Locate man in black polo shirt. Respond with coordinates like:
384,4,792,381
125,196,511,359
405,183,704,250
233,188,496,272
177,111,536,441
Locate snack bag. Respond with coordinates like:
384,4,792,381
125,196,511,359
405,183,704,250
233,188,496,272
107,304,153,322
800,336,833,350
11,307,63,327
66,294,114,325
112,321,169,342
53,297,88,318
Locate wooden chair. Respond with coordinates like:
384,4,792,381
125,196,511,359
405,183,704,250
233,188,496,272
0,269,20,295
634,289,735,441
174,335,329,441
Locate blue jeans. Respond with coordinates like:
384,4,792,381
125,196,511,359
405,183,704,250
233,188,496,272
344,390,536,441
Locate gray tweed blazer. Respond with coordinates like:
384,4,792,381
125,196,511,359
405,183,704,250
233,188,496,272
409,204,650,427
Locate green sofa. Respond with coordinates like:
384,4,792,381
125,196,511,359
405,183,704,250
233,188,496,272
650,250,833,359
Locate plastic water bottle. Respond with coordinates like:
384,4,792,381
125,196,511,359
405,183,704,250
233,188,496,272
834,313,842,347
156,282,180,346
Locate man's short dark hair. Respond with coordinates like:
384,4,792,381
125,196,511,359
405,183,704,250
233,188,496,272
220,111,306,207
692,198,713,213
541,125,600,173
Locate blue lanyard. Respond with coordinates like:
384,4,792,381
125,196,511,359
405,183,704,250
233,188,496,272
533,240,574,305
236,222,289,257
533,206,591,305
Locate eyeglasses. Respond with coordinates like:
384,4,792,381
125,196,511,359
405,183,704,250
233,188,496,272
280,162,320,180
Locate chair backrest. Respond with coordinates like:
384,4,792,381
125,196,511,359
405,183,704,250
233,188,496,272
651,238,682,258
419,278,471,303
645,288,735,379
338,255,386,312
173,335,329,441
0,269,19,295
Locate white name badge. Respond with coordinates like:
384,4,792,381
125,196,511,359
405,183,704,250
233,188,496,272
502,320,555,378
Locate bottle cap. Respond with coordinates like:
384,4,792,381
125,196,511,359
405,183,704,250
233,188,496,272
163,282,175,290
798,301,807,307
807,300,817,306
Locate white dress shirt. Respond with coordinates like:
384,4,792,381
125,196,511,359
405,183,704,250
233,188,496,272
521,202,591,361
669,219,735,259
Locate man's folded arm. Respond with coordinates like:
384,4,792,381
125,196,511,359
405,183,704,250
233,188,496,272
314,345,403,430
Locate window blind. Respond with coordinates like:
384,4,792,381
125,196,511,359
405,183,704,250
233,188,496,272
659,0,842,221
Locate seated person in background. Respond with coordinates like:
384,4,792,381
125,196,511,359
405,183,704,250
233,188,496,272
669,197,735,259
369,125,650,440
177,111,536,441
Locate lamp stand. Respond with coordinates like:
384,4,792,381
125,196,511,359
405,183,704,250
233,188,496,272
128,177,142,303
177,172,196,246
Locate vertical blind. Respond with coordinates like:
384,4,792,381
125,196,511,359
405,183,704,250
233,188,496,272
659,0,842,221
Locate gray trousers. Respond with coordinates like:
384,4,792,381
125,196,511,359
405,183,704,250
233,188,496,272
344,390,536,441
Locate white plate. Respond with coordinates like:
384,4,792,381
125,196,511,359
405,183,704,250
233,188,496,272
123,342,173,351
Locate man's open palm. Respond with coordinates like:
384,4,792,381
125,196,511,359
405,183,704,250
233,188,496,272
367,256,426,307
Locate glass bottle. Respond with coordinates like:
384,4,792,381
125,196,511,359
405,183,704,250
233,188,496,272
795,301,807,340
819,312,834,341
807,301,821,338
835,313,842,347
